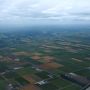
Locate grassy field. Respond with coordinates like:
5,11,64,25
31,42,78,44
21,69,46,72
17,66,37,75
0,77,7,90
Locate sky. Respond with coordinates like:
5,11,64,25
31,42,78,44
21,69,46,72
0,0,90,26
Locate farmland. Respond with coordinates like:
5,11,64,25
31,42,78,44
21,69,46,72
0,26,90,90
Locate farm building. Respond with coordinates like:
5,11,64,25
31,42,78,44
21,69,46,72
61,73,90,87
35,80,48,86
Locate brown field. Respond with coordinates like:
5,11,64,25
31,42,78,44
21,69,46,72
31,74,42,81
42,45,60,49
20,74,41,90
20,84,40,90
31,54,54,63
40,62,63,70
33,53,42,56
64,46,78,53
42,56,54,63
0,56,13,62
23,75,37,84
59,42,71,46
31,52,43,60
32,56,40,60
13,51,31,56
31,56,41,60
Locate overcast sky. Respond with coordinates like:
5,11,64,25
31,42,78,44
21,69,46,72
0,0,90,26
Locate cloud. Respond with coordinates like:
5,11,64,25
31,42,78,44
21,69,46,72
0,0,90,25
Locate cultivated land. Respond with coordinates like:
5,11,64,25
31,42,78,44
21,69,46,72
0,26,90,90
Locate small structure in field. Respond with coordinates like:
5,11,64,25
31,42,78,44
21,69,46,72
35,80,48,86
